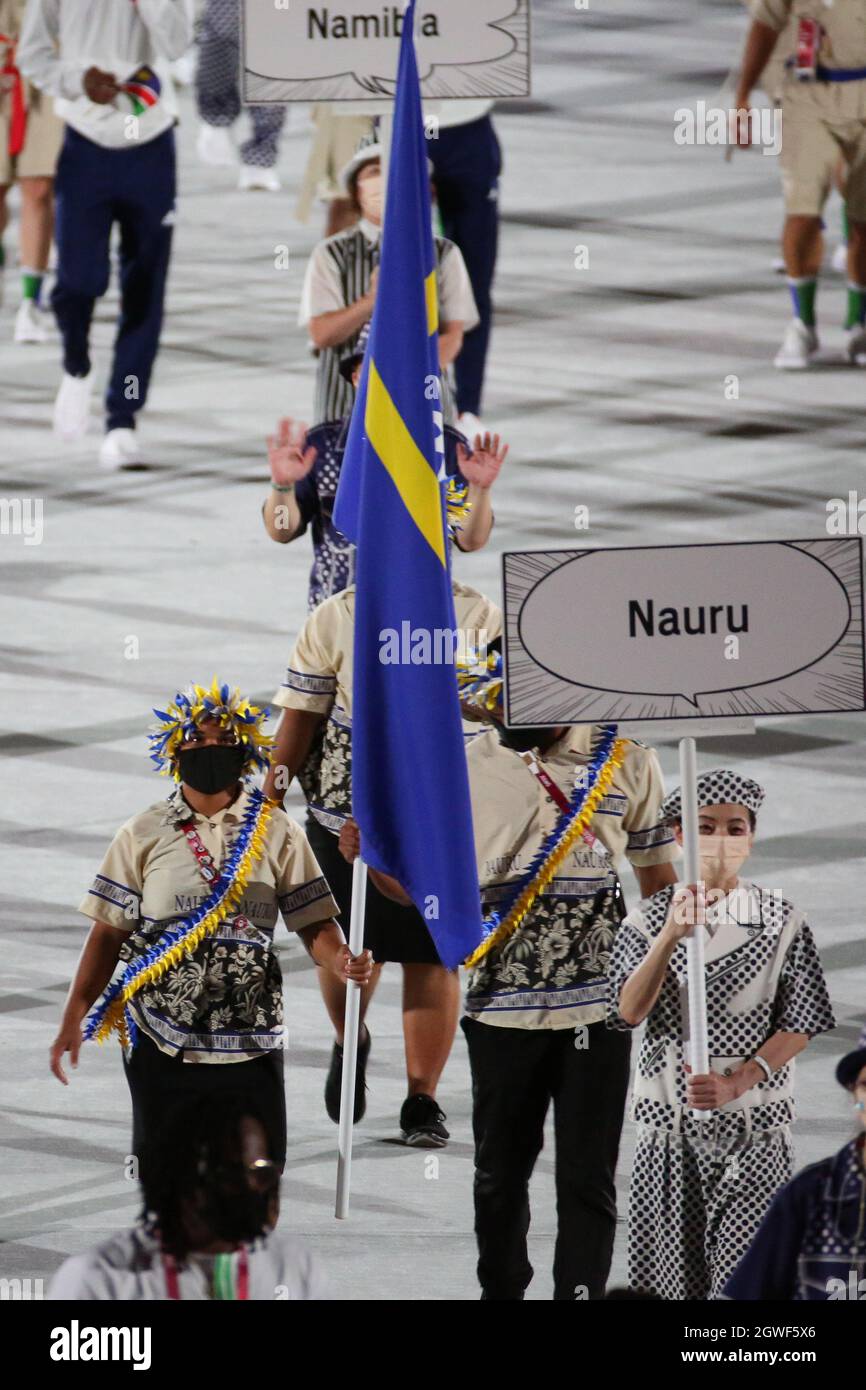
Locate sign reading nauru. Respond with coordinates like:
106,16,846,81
241,0,530,102
502,539,866,725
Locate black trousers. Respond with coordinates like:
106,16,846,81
461,1017,631,1301
427,116,501,417
123,1033,287,1172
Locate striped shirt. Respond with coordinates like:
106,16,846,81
299,216,479,423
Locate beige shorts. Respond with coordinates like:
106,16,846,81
780,77,866,218
295,105,374,223
0,85,63,184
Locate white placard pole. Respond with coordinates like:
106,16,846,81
335,855,368,1219
678,737,710,1116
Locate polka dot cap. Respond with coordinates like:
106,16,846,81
660,769,765,825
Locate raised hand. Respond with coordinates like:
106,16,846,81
456,431,509,490
266,417,317,488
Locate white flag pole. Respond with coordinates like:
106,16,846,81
335,854,368,1219
678,737,710,1116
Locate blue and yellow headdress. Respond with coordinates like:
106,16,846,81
456,644,503,723
445,476,472,540
148,678,274,782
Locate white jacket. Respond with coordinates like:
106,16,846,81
18,0,194,149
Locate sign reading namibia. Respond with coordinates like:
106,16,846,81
241,0,530,101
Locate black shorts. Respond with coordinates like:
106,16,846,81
306,814,442,966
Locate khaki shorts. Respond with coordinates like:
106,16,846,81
0,85,63,183
780,77,866,219
295,105,374,223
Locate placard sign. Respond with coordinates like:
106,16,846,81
502,538,866,725
241,0,530,102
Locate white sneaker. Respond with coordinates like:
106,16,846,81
238,164,281,192
773,319,818,370
99,428,142,470
846,324,866,366
196,123,236,167
771,256,786,275
831,242,848,275
170,51,196,87
53,370,94,440
457,411,484,441
14,299,49,343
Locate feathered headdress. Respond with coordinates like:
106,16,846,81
456,644,503,724
147,678,274,781
445,476,472,539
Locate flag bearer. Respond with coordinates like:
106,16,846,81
609,770,835,1300
263,579,502,1147
340,651,678,1299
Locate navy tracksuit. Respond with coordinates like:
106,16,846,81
52,126,176,432
427,115,502,417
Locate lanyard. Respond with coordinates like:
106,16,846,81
163,1248,250,1300
520,752,606,856
0,35,27,156
179,818,222,885
177,814,255,935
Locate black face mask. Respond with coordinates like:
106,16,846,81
177,744,246,794
496,723,557,754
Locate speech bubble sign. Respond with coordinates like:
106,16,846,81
242,0,528,100
504,539,866,724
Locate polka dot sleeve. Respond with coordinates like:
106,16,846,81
772,921,836,1038
606,910,651,1031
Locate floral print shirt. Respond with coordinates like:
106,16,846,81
79,787,339,1063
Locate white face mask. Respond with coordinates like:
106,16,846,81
698,834,751,880
358,172,384,222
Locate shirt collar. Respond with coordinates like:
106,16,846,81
538,723,599,764
358,217,381,243
160,785,252,828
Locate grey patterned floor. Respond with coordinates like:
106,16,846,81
0,0,863,1300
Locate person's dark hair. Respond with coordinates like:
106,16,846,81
140,1092,273,1260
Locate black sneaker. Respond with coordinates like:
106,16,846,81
399,1093,449,1148
324,1025,371,1125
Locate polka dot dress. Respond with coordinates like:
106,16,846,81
629,1121,795,1299
608,881,836,1298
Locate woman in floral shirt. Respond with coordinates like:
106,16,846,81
49,680,372,1168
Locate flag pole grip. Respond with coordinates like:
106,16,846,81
679,737,711,1115
335,854,368,1218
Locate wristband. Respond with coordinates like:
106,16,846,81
271,482,295,494
752,1053,773,1083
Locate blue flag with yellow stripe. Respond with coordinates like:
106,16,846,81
333,0,482,968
